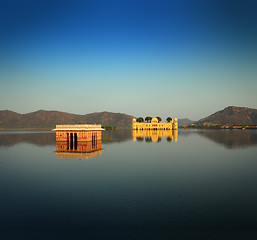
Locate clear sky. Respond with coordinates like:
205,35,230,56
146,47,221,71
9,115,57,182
1,0,257,120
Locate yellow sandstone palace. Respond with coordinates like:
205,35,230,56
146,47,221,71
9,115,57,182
132,117,178,130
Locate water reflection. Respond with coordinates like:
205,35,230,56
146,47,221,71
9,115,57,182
55,141,102,159
197,129,257,149
0,129,257,149
102,128,132,144
0,130,55,147
132,129,178,142
1,129,257,239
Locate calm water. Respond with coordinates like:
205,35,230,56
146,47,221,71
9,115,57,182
1,129,257,240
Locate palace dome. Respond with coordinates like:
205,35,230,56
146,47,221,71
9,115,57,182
151,118,158,123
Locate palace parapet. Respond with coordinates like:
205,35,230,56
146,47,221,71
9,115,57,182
132,117,178,130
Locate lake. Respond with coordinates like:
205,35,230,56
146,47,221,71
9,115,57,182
1,129,257,239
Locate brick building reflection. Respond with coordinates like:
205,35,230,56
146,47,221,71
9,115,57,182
132,129,178,142
55,140,102,159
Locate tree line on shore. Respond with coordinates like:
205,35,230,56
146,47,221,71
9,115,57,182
136,117,173,123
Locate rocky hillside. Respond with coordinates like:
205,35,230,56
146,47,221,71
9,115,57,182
196,106,257,126
178,118,195,126
0,110,135,128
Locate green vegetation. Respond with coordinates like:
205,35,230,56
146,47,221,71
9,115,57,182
102,126,118,130
103,138,112,141
166,117,172,122
136,117,144,122
136,137,144,141
145,116,152,123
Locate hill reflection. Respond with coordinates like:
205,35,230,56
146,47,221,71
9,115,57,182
0,131,55,147
197,129,257,149
102,129,132,144
1,129,257,149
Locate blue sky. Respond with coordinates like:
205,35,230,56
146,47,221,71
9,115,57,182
1,0,257,120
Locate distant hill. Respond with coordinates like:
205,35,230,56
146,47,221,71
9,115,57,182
178,118,195,126
196,106,257,126
0,110,135,128
3,106,255,128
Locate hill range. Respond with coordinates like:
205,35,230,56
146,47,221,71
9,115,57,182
0,106,257,128
0,110,135,128
196,106,257,126
0,110,194,128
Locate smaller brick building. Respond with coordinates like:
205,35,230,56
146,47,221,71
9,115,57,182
52,124,104,142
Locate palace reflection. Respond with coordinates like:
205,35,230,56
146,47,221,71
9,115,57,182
132,129,178,142
55,140,103,159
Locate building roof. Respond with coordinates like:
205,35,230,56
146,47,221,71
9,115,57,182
52,128,105,131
